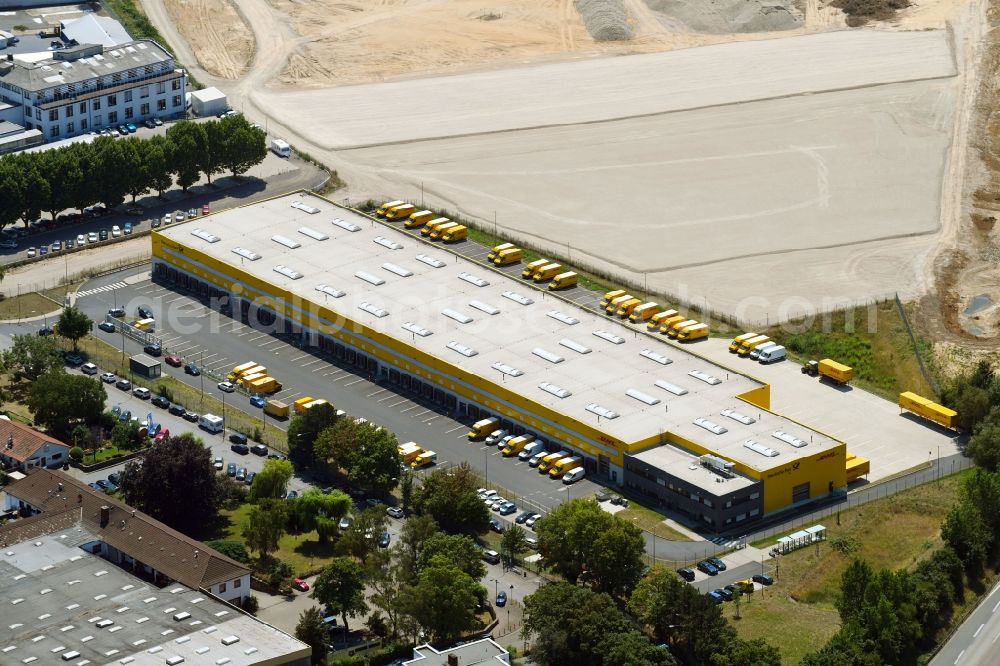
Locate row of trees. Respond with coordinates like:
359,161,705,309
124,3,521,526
0,116,266,228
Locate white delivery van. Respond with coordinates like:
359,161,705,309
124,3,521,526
758,345,786,364
518,440,546,461
199,413,224,433
749,342,779,361
270,139,291,158
562,467,586,484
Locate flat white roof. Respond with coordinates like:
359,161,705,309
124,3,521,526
156,193,840,471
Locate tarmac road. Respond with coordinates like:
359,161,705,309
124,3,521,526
929,580,1000,666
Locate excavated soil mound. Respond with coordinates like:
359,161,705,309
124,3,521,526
645,0,802,33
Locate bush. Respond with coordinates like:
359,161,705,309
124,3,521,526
242,595,259,615
69,446,84,462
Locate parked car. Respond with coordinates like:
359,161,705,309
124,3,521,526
251,444,268,456
235,467,247,481
230,442,249,455
229,432,247,445
38,326,53,336
752,574,774,586
164,355,182,367
184,363,201,376
249,395,266,408
123,223,132,235
489,518,503,534
168,404,186,417
98,229,108,240
285,490,297,499
126,123,138,133
484,429,508,445
175,211,186,222
98,320,115,333
707,590,725,605
378,532,390,548
482,549,501,565
697,561,719,576
338,516,353,531
116,378,132,391
161,214,172,225
182,411,199,422
81,362,98,375
525,537,539,549
706,557,727,572
498,502,517,516
151,395,170,408
108,306,126,318
213,457,224,470
119,410,132,423
143,343,161,357
386,506,404,519
100,372,117,383
495,591,507,607
151,218,161,229
293,578,309,592
153,428,169,443
677,568,696,582
144,119,156,129
52,241,62,251
227,463,237,477
187,207,197,218
202,203,210,215
132,387,151,400
715,587,734,602
217,381,236,392
525,514,541,528
64,352,84,365
108,472,121,486
245,472,256,486
137,305,154,319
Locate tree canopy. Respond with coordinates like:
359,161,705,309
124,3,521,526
56,306,93,351
1,334,65,383
249,458,294,503
316,418,401,494
412,463,489,535
400,554,484,642
287,402,339,469
27,371,106,440
294,606,329,666
311,557,369,631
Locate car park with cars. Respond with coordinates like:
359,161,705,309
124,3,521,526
143,343,162,357
164,355,182,367
230,442,249,455
752,574,774,586
132,387,151,400
151,395,170,409
227,463,237,477
81,363,98,375
100,372,117,383
168,404,186,417
677,568,696,582
116,378,132,391
98,320,115,333
217,381,236,392
697,561,719,576
706,557,727,572
184,363,201,376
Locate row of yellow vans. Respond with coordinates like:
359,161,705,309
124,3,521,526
398,441,437,469
467,417,585,482
375,200,468,243
521,256,578,291
228,361,283,394
599,290,709,342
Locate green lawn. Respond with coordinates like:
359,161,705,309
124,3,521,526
218,503,338,576
0,291,66,320
615,504,693,542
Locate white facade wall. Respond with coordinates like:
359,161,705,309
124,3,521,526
211,573,251,603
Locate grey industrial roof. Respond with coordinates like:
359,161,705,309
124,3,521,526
405,637,509,665
630,443,757,492
156,192,840,471
60,15,132,48
0,526,309,666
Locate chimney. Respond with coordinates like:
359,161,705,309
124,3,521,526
100,505,110,527
77,494,83,504
447,655,459,666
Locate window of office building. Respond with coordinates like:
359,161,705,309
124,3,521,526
81,119,88,130
80,102,86,113
108,94,117,106
140,86,149,99
124,90,132,102
93,98,101,111
172,79,181,90
140,102,149,115
65,105,73,117
157,99,166,111
48,109,58,121
35,109,41,120
109,111,118,123
50,126,59,137
67,121,74,133
125,107,133,119
172,95,181,107
157,82,166,94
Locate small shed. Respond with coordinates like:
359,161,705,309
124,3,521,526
130,353,161,379
190,87,228,117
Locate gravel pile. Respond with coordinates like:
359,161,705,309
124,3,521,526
576,0,634,41
645,0,801,34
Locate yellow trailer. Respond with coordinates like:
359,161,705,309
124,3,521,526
494,248,522,266
487,242,516,262
658,314,687,334
899,391,958,429
408,214,446,230
248,376,282,394
238,371,267,386
606,294,633,315
667,319,698,339
293,396,315,414
677,322,709,342
398,442,423,464
600,289,627,309
846,455,870,483
412,450,437,468
629,302,659,323
302,398,329,411
385,203,416,221
264,400,289,418
522,259,550,279
737,335,771,356
648,310,679,331
376,200,406,217
441,225,468,243
818,358,853,384
616,298,643,318
228,361,258,380
548,272,578,290
532,263,563,283
729,333,758,353
422,217,454,237
408,210,435,226
429,221,459,240
468,417,500,440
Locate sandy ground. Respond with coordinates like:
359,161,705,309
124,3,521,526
164,0,254,79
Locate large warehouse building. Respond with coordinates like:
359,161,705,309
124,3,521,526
152,192,864,529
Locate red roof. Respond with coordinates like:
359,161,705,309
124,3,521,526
0,419,68,463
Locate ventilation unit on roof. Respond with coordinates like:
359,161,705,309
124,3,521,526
688,370,722,385
355,271,385,286
231,247,260,261
559,338,592,354
172,612,191,622
547,311,579,325
532,348,564,364
442,308,472,324
491,362,523,377
190,228,219,243
402,322,432,337
626,388,660,406
315,284,345,298
61,651,81,661
382,262,413,277
593,330,625,345
458,272,489,287
640,349,671,365
446,341,477,357
358,302,388,318
415,253,444,268
271,234,301,249
166,656,185,666
469,300,499,315
694,417,728,435
654,379,688,396
291,201,320,214
332,218,360,232
700,454,735,477
374,236,402,250
772,430,807,448
502,291,533,305
298,226,328,241
586,403,620,420
744,440,778,457
539,382,571,398
272,265,302,280
721,408,755,425
221,636,240,646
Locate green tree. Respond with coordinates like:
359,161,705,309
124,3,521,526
294,606,328,666
710,638,781,666
401,555,484,642
218,114,267,176
242,500,288,560
27,372,106,439
942,501,991,578
366,548,413,640
600,631,675,666
337,506,388,562
287,402,339,470
959,467,1000,553
398,513,439,575
1,334,65,382
20,166,49,224
311,557,368,631
144,135,175,196
119,137,149,202
500,524,528,566
340,423,401,495
69,446,84,461
413,463,489,535
836,559,873,627
289,488,351,543
967,407,1000,472
400,469,414,514
536,498,646,597
91,137,128,208
205,539,251,565
202,120,225,184
418,532,486,581
119,433,220,536
250,457,294,503
56,306,93,351
167,121,209,191
0,162,25,230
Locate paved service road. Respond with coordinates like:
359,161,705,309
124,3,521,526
930,581,1000,666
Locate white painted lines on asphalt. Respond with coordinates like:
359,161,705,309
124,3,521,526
248,332,268,342
992,599,1000,613
400,405,420,414
378,394,399,403
72,281,128,299
424,416,439,423
367,388,388,398
445,425,465,434
290,353,312,363
344,378,366,387
413,409,430,418
387,399,409,408
300,358,323,368
993,631,1000,644
260,340,285,351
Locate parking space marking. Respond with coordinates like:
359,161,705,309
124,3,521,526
412,408,430,418
290,353,313,363
344,378,366,387
367,388,388,398
248,333,268,342
313,364,333,373
260,340,285,351
445,425,465,434
300,358,323,368
387,399,409,408
400,405,420,414
424,416,439,424
378,394,400,403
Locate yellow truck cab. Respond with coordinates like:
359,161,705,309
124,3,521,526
228,361,258,381
532,263,563,283
549,456,583,479
409,214,446,230
441,225,468,243
264,400,289,418
522,259,550,279
677,322,709,341
667,319,698,339
294,396,315,414
648,309,679,331
629,302,659,323
468,417,500,440
600,290,627,309
408,210,435,226
616,298,643,318
494,248,522,266
429,221,458,240
549,272,578,290
658,314,686,334
487,243,515,262
412,450,437,468
422,218,453,237
398,442,423,464
738,335,771,356
502,436,532,457
385,203,416,221
249,376,282,394
376,200,406,217
729,333,758,353
538,451,569,474
606,294,633,315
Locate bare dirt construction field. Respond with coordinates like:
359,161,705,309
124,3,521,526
164,0,254,78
